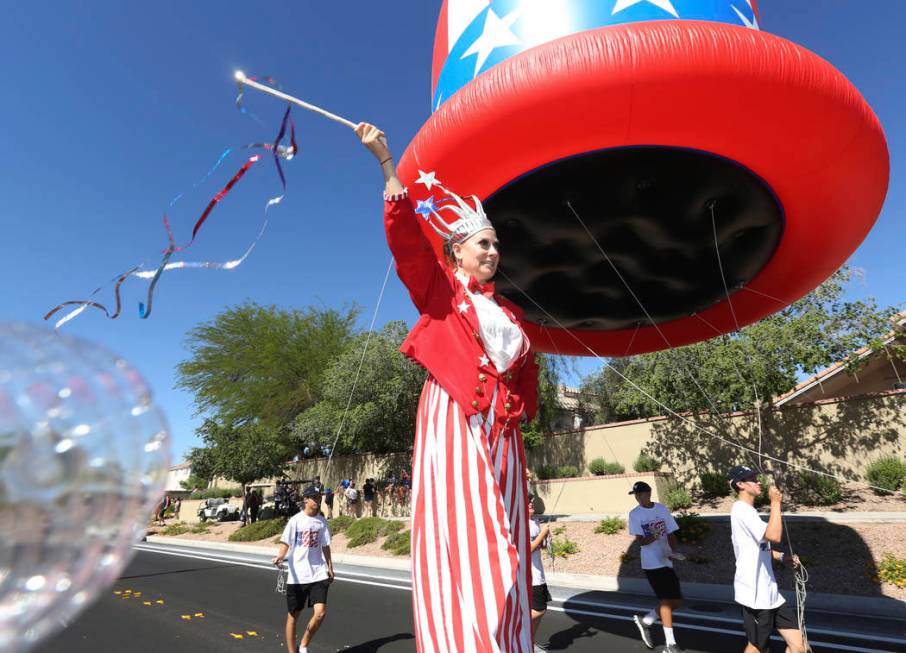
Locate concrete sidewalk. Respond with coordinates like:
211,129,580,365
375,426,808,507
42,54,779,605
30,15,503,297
143,535,906,619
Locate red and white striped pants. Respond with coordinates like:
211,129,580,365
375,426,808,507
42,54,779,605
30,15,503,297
411,377,532,653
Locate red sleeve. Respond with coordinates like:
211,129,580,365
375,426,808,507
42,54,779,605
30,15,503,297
384,193,447,313
519,350,540,421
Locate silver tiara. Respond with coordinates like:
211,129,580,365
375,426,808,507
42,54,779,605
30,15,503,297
414,170,494,244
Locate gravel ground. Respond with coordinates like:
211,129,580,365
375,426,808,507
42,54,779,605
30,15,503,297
149,513,906,600
539,519,906,601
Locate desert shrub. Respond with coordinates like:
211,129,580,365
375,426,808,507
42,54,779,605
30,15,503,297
557,465,580,479
674,512,710,545
550,536,579,558
190,522,212,534
380,520,405,536
382,530,411,556
535,465,556,481
663,482,693,511
633,453,661,473
699,472,731,499
161,522,190,536
327,515,356,534
346,517,387,547
588,458,625,476
876,553,906,588
797,472,843,506
865,456,906,494
229,518,286,542
190,488,236,500
594,517,626,535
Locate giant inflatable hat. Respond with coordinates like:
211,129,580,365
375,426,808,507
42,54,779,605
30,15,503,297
396,0,889,356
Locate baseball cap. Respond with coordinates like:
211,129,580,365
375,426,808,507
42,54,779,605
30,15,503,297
726,465,758,489
628,481,652,495
301,485,322,498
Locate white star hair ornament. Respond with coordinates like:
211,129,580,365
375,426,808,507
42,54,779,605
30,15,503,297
415,172,494,245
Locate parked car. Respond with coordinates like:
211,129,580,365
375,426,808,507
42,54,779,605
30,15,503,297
197,497,240,522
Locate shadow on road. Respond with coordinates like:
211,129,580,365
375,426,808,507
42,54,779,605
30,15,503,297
544,620,598,650
335,632,415,651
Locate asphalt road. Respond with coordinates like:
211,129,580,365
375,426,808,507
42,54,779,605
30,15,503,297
38,544,906,653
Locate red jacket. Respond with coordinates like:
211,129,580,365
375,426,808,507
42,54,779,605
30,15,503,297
384,193,539,426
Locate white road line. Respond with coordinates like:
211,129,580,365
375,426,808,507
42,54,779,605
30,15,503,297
545,606,894,653
550,596,906,647
132,545,412,592
132,545,902,652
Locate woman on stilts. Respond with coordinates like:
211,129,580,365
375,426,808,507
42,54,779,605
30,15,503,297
357,122,539,653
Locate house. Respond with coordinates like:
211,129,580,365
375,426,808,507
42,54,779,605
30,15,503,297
776,311,906,406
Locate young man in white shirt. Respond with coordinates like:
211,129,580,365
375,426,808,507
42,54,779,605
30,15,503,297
528,500,551,653
273,485,334,653
727,465,804,653
628,481,684,652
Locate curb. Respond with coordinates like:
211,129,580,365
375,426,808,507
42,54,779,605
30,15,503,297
544,572,906,620
142,536,906,619
543,511,906,524
142,536,411,571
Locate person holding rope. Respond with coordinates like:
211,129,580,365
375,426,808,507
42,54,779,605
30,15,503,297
357,122,539,652
528,500,552,653
727,465,805,653
629,481,684,652
273,485,334,653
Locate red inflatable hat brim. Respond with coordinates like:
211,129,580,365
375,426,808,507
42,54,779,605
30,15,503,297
400,20,889,357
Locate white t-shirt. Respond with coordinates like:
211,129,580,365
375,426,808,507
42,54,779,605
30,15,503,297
730,500,784,609
529,520,546,586
280,512,332,585
628,503,679,570
345,487,359,502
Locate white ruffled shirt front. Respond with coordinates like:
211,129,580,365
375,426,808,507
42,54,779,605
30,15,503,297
457,272,524,372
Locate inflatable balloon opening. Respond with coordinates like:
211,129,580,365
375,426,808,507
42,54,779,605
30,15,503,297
399,0,889,356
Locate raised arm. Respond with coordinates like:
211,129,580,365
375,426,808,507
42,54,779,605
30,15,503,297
355,122,405,197
355,122,445,312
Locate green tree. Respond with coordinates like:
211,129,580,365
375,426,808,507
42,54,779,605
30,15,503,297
180,446,216,490
194,418,290,489
290,321,426,455
290,323,568,453
522,353,570,448
176,302,358,430
579,267,903,421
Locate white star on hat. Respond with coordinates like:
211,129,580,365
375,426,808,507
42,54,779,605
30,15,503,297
611,0,678,18
731,4,759,29
458,300,471,314
415,170,440,191
478,355,490,367
461,7,523,77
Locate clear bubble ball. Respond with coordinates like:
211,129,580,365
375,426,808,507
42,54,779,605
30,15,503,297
0,322,170,652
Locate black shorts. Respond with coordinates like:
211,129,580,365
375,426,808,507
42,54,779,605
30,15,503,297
286,579,330,613
643,567,682,600
739,603,798,650
531,584,552,612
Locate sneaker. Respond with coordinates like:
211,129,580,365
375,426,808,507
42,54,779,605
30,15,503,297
661,645,683,653
633,615,654,649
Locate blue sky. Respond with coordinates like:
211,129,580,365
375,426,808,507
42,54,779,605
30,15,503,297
2,1,903,463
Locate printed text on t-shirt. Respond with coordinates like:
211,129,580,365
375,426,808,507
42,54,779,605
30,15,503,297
295,530,320,547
